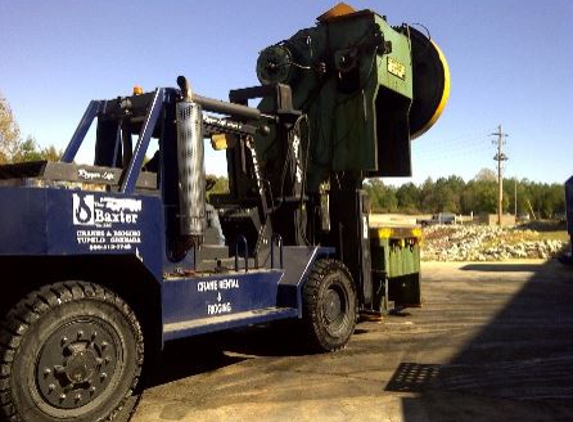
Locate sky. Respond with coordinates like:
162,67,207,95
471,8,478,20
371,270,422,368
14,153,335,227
1,0,572,185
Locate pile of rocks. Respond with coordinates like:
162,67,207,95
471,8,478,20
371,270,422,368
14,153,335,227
421,224,566,261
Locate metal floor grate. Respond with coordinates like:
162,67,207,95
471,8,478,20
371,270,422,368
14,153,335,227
385,362,442,392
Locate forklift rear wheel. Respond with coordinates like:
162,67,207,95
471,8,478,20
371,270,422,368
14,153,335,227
303,259,357,352
0,281,143,422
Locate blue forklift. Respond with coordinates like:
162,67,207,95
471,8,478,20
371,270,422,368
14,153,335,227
0,5,449,421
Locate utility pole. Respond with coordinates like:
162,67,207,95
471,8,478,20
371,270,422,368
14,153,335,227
491,125,508,226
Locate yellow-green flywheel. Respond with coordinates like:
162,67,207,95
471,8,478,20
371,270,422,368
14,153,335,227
408,26,451,139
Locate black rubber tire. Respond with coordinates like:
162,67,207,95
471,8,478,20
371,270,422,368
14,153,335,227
0,281,143,422
302,259,357,352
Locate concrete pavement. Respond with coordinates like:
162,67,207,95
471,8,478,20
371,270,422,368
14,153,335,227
130,260,573,422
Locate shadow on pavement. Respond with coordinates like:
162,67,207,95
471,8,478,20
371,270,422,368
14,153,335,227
118,334,250,420
142,321,310,390
394,260,573,421
145,334,247,388
460,263,547,272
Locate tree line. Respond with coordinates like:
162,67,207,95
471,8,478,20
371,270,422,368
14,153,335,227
0,95,61,164
364,169,566,219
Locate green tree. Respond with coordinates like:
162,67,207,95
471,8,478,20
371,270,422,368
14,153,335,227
364,179,397,212
0,94,62,164
418,177,459,213
460,180,497,214
12,137,41,162
209,175,229,194
419,177,434,212
475,168,496,182
0,94,21,164
504,178,518,215
524,182,544,218
41,145,63,162
538,183,565,218
206,175,229,200
433,176,463,213
396,182,420,212
445,175,466,193
12,137,62,163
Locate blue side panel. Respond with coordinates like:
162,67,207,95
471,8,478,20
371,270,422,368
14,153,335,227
162,270,284,324
163,307,299,341
161,246,335,343
0,187,48,254
0,187,164,280
278,246,335,316
47,189,164,279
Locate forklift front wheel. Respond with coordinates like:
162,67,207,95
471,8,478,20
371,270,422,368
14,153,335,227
303,259,357,352
0,281,143,422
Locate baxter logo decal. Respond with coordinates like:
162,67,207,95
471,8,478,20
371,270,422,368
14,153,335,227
73,194,95,225
73,194,142,227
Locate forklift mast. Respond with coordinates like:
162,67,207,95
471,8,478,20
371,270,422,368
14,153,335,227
221,4,450,308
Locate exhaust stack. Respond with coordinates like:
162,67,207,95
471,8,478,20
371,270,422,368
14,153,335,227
176,76,205,246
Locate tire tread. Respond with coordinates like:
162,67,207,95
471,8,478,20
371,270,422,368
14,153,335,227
0,281,143,422
302,259,357,352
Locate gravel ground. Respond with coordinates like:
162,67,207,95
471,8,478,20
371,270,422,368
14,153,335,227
422,224,566,261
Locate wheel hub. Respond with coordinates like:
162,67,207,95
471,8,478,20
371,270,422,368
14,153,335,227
36,320,118,410
64,350,98,384
324,288,343,323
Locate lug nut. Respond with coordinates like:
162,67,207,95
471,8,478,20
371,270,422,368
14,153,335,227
104,356,111,364
61,336,68,345
91,331,97,340
77,330,84,339
59,393,66,401
48,383,56,393
75,393,82,402
100,372,108,380
43,368,52,376
89,386,96,394
101,341,108,350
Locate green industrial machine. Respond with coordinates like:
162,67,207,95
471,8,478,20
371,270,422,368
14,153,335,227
370,227,422,311
219,2,450,313
254,3,449,189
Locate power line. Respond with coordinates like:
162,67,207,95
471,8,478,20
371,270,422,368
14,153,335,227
416,143,491,160
414,134,487,155
491,125,509,225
